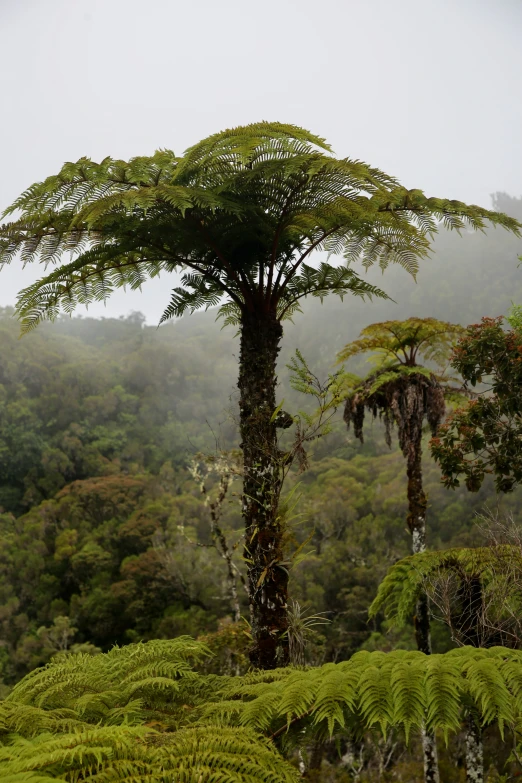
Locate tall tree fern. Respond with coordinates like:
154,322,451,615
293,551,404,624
1,123,519,669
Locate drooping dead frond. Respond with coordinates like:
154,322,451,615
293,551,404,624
344,366,446,452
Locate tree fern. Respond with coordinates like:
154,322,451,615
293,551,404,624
3,638,522,779
2,123,519,670
369,546,522,634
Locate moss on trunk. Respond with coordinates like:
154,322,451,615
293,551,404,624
238,312,288,669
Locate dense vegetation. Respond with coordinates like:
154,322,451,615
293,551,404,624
1,191,522,779
4,124,517,670
2,637,522,782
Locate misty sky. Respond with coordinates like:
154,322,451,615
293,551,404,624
0,0,520,323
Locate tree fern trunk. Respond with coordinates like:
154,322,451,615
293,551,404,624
465,713,483,783
407,434,440,783
421,729,440,783
238,312,289,669
408,433,431,655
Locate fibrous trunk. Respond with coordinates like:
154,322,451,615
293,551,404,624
421,729,440,783
407,432,431,653
408,433,440,783
238,312,288,669
465,713,483,783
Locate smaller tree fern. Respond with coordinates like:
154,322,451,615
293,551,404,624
369,546,522,649
337,317,467,676
338,317,465,543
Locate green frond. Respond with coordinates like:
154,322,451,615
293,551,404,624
279,261,391,317
4,636,522,777
369,546,522,628
215,300,242,328
2,123,518,330
423,653,465,738
159,272,228,325
0,725,299,783
463,654,513,734
390,657,427,742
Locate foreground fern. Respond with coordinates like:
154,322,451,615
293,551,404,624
206,647,522,742
3,637,522,780
0,725,298,783
0,638,297,782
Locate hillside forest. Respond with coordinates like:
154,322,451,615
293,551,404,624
1,126,522,782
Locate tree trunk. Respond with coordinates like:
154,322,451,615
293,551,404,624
407,434,440,783
421,729,440,783
238,311,289,669
465,713,483,783
408,433,431,655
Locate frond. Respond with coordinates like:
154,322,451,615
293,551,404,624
0,122,519,329
278,262,390,319
369,546,522,627
0,725,299,783
159,272,229,325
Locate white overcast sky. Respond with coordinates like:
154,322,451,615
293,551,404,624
0,0,520,322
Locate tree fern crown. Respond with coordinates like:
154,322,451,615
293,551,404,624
1,123,519,331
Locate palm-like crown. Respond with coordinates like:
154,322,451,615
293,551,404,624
1,123,519,331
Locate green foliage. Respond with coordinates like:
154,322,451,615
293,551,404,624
283,349,347,472
506,301,522,333
431,315,522,492
0,308,240,513
0,124,519,333
369,546,522,629
337,317,465,370
3,637,522,781
0,472,244,684
338,318,465,458
0,725,299,783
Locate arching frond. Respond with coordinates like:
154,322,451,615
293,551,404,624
369,546,522,629
3,637,522,778
1,123,518,330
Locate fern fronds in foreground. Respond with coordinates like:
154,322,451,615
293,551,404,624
207,646,522,742
3,638,522,778
0,725,299,783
